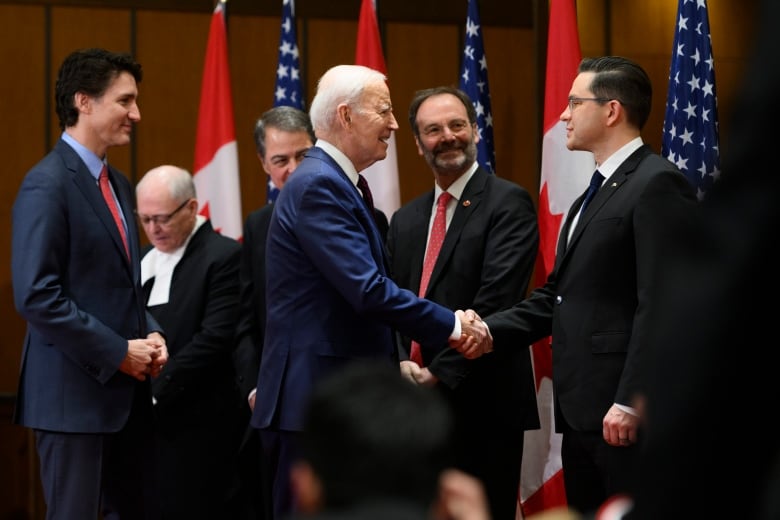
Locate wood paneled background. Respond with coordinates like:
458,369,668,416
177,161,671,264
0,0,758,517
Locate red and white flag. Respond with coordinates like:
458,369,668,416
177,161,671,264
193,0,242,240
354,0,400,219
519,0,594,515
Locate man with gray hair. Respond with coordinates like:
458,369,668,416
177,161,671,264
251,64,492,519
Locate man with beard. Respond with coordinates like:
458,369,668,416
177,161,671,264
386,86,540,520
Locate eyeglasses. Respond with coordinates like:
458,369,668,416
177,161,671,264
136,199,191,226
567,97,611,111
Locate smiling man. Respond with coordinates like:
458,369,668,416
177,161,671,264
11,47,167,519
252,64,492,519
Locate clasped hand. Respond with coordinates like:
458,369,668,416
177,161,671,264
120,332,169,381
449,309,492,359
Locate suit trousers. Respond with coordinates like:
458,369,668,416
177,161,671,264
35,382,158,520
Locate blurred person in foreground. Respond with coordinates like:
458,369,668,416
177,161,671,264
251,64,491,519
137,165,244,519
11,47,167,519
386,85,540,520
289,361,491,520
627,0,780,517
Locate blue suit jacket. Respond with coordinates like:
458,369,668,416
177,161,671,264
252,146,455,432
12,138,158,433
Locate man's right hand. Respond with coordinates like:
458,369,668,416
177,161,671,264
451,309,493,359
119,339,164,381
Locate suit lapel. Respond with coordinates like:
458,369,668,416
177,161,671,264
425,169,487,295
561,145,652,262
59,140,133,271
307,146,389,274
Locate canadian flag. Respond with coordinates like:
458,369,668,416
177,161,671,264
354,0,400,219
193,1,242,240
518,0,595,516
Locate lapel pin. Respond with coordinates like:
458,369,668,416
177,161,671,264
462,200,471,207
611,182,618,187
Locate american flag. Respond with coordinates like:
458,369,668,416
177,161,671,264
458,0,496,174
269,0,304,203
662,0,720,200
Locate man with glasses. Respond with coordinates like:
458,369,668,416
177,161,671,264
386,85,540,520
136,164,245,519
453,56,698,516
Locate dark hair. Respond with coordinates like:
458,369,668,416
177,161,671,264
408,85,477,138
579,56,652,130
253,105,315,157
300,361,454,509
55,48,142,131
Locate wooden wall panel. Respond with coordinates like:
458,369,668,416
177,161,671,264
50,7,133,173
134,9,209,182
228,14,281,215
305,18,358,94
483,26,538,198
0,3,46,406
386,23,461,203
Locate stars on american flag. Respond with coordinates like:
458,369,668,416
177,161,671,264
459,0,496,174
269,0,304,203
661,0,720,200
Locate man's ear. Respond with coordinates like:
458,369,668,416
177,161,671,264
290,460,324,514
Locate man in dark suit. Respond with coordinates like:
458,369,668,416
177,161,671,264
233,106,316,520
453,56,698,515
11,48,168,519
386,86,540,520
251,64,491,520
235,106,316,414
136,165,243,519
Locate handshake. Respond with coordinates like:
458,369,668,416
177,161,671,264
450,309,493,359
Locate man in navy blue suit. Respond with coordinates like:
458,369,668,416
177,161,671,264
252,64,491,519
11,48,168,519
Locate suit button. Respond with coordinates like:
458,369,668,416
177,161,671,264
555,296,563,305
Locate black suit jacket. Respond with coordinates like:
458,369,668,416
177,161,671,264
387,168,539,431
142,220,242,425
234,204,274,401
387,167,540,520
486,145,697,433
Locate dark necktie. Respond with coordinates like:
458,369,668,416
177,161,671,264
99,165,129,259
410,191,453,366
356,174,375,214
580,170,605,214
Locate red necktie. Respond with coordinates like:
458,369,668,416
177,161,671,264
99,166,130,259
410,191,452,365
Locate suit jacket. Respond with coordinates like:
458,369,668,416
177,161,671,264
386,167,540,433
234,204,274,401
235,204,390,401
142,219,243,516
486,145,697,432
142,219,242,426
11,138,157,433
251,146,455,432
